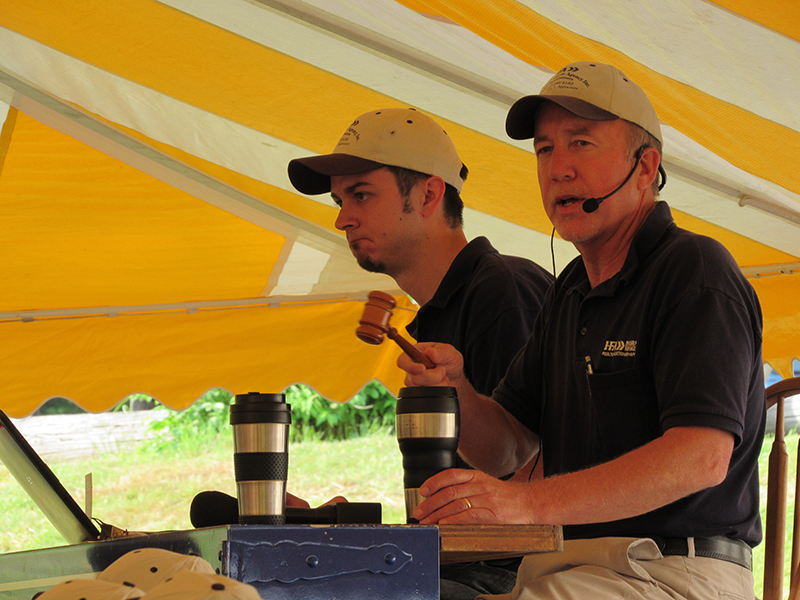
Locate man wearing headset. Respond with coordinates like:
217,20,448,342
400,62,764,600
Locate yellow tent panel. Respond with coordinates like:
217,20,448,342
0,0,797,415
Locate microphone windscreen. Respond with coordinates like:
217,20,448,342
582,198,600,213
190,490,239,528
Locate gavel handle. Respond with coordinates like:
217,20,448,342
387,327,436,369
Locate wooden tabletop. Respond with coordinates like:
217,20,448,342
438,524,563,564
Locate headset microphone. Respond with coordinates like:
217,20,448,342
582,145,648,214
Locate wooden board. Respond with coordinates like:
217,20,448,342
438,524,563,564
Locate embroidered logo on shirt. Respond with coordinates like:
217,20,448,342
602,340,637,357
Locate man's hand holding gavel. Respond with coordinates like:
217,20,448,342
396,341,464,389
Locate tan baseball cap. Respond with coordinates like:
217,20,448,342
142,571,261,600
34,579,144,600
288,108,465,194
506,62,663,145
99,548,216,592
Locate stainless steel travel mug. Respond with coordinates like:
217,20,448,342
230,392,291,525
395,386,460,523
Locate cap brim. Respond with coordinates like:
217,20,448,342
505,95,545,140
506,95,618,140
288,154,385,195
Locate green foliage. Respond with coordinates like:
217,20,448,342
34,397,86,415
146,389,235,452
143,382,397,451
288,382,397,442
35,395,158,416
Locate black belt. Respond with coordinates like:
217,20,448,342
652,536,752,571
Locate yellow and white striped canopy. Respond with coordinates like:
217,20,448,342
0,0,798,416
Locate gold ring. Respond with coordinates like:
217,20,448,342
464,497,472,511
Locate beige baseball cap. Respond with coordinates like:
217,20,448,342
33,579,144,600
506,62,663,145
99,548,216,592
288,108,465,195
142,571,261,600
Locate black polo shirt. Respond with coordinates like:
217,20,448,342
494,203,765,545
407,236,553,396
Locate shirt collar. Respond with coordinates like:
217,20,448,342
560,201,675,297
617,201,674,286
423,236,498,309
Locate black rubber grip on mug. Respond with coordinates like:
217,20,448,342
234,452,288,481
239,514,286,525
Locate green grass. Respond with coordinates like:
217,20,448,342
0,431,405,554
0,429,796,598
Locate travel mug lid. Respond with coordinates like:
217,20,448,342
234,392,286,404
230,392,291,425
396,386,458,415
397,386,457,398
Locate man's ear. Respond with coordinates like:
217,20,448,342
419,176,446,217
637,147,660,192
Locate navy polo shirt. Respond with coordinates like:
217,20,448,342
494,202,765,545
407,236,553,396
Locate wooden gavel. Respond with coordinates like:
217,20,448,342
356,291,435,368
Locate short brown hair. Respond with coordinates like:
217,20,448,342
385,164,468,228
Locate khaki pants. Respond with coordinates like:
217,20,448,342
477,537,755,600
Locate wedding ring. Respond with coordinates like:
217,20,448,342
463,497,472,511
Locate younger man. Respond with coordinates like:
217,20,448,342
289,108,553,598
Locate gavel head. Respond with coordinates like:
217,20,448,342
356,291,397,345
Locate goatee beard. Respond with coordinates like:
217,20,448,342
357,256,387,274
